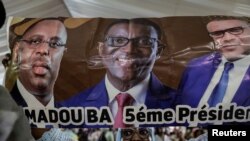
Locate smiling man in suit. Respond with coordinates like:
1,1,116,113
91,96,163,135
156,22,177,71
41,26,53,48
60,18,177,128
179,16,250,108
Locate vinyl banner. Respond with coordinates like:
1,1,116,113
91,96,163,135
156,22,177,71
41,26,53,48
4,16,250,130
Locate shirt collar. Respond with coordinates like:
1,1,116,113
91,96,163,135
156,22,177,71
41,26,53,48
222,54,250,68
105,74,150,104
17,79,54,108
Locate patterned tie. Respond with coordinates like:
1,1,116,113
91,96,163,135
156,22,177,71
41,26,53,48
114,93,134,128
208,62,234,107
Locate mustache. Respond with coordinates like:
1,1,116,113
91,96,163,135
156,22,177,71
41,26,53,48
18,57,51,70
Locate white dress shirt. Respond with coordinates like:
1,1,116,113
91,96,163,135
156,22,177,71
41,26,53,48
17,79,56,128
198,55,250,107
17,79,54,108
105,74,150,117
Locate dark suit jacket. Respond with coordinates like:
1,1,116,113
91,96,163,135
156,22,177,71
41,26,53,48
10,83,28,107
10,83,58,108
178,52,250,107
10,83,58,128
58,73,177,127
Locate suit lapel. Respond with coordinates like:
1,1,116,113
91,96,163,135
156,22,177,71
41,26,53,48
145,73,175,109
85,74,176,109
189,53,221,107
232,66,250,106
10,82,28,107
85,79,109,108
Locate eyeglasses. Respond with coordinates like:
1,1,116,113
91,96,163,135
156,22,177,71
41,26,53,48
19,39,66,48
121,128,151,140
104,36,158,48
208,26,250,38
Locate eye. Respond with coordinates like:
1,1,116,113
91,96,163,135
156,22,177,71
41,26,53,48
123,129,133,137
106,37,128,47
210,31,224,37
228,27,243,34
139,37,154,46
28,39,42,45
49,41,63,48
113,37,127,44
139,128,149,136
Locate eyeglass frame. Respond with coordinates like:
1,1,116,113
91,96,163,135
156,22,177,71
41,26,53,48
19,38,66,49
104,36,161,48
121,128,152,140
208,25,250,38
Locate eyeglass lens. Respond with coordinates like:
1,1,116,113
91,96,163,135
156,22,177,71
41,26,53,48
105,37,156,47
209,26,245,38
122,128,150,139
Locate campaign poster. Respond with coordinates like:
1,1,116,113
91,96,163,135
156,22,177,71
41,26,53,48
4,16,250,140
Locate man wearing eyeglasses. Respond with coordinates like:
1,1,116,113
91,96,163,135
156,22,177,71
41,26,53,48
178,16,250,109
116,127,154,141
7,18,67,110
60,18,176,128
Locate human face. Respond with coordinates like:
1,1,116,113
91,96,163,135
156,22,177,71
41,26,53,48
17,20,67,95
121,128,151,141
99,23,160,88
207,19,250,61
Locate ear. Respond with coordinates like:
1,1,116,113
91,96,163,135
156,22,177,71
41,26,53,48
213,40,220,50
12,42,20,64
98,42,105,56
64,47,68,52
156,44,165,59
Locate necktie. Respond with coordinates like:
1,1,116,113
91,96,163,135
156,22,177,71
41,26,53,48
114,93,134,128
208,62,234,107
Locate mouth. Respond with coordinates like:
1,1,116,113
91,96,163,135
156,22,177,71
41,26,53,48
218,44,239,49
116,57,136,67
32,62,50,75
118,58,135,63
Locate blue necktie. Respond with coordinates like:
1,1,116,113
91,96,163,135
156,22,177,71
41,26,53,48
208,62,234,107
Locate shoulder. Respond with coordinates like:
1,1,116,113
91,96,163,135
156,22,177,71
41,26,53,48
149,73,177,99
57,86,96,107
57,79,106,107
187,52,219,66
150,73,175,90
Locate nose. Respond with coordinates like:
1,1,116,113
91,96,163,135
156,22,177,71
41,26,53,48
222,32,235,42
35,42,49,56
122,40,136,54
130,133,142,141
